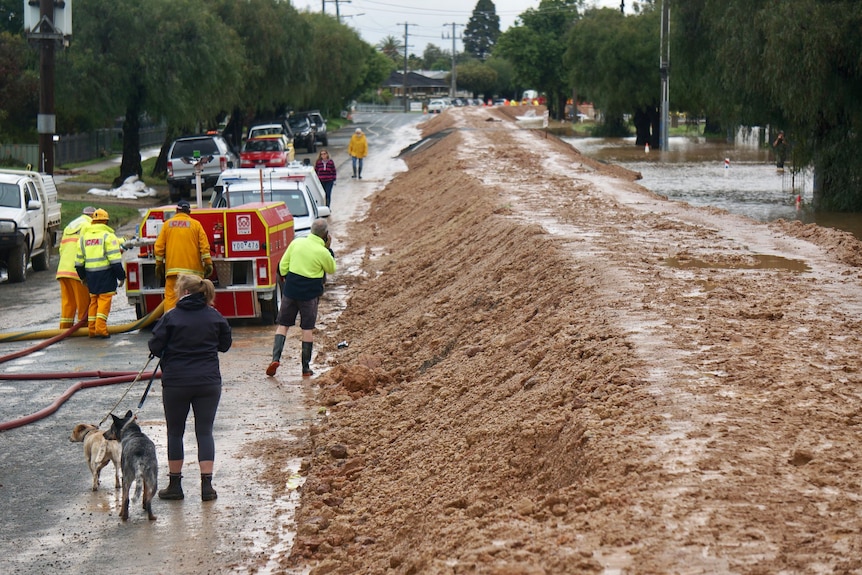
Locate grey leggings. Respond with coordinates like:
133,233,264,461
162,384,221,461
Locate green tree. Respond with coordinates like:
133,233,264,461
0,32,37,141
455,60,497,98
495,0,582,119
566,7,661,143
676,0,862,210
59,0,245,183
378,35,404,63
486,56,516,100
422,44,450,70
463,0,501,61
0,0,22,34
304,12,372,115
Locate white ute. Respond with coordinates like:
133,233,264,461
0,169,62,283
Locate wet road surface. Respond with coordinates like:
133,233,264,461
0,113,421,574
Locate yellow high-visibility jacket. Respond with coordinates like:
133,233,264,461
154,212,211,277
56,214,92,281
74,223,125,294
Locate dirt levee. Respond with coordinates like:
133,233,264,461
277,107,862,574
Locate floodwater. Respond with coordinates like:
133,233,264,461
563,131,862,239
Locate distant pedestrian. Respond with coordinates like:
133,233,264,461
74,208,126,338
56,206,95,329
154,199,213,312
348,128,368,179
266,218,336,378
772,130,788,169
314,149,337,206
149,274,232,502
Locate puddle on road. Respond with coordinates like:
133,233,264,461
664,254,810,273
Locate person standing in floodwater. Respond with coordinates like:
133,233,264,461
772,130,788,169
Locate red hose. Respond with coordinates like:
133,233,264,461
0,317,87,364
0,371,138,381
0,370,161,432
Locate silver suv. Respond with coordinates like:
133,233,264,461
166,133,239,202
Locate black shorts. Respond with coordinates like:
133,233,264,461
276,297,319,330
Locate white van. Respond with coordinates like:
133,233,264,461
213,163,329,237
427,99,448,114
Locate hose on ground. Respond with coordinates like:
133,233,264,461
0,370,162,432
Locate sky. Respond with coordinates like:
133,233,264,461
295,0,628,55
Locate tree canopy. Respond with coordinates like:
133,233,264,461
463,0,501,61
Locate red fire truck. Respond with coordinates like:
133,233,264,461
124,201,294,322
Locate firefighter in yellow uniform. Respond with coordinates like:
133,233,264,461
56,206,95,329
154,199,213,312
74,209,126,338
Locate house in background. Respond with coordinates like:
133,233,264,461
382,71,449,103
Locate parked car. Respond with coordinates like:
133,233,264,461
287,115,316,154
166,133,239,202
301,110,328,146
213,164,329,237
240,135,294,168
427,99,448,113
247,122,293,141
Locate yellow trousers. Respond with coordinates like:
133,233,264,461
58,278,90,329
88,292,115,337
164,276,179,312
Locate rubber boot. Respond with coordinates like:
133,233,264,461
267,334,286,376
158,472,184,500
301,341,314,377
352,166,357,178
201,474,217,501
358,166,362,179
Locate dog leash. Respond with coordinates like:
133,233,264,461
136,356,162,411
99,354,156,427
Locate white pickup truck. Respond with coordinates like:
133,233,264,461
0,169,62,283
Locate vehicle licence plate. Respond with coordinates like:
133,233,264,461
232,240,260,251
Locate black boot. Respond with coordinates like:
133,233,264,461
201,474,217,501
301,341,314,377
158,472,184,500
351,166,357,178
358,167,362,179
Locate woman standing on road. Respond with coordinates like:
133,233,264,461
149,274,232,502
348,128,368,179
314,149,337,206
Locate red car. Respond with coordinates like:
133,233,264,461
240,135,293,168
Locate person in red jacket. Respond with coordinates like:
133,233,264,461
154,199,213,311
314,149,337,207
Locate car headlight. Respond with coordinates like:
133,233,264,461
0,221,17,234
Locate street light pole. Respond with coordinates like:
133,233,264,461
659,0,670,151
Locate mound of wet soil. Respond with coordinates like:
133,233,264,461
270,106,862,574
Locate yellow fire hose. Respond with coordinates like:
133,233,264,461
0,300,164,343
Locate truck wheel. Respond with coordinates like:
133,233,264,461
321,135,328,146
169,184,182,202
308,138,316,154
31,239,50,271
7,243,28,283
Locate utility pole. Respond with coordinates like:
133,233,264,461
397,23,415,112
26,0,70,175
324,0,350,23
659,0,670,151
442,23,463,98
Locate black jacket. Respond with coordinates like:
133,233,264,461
148,292,232,387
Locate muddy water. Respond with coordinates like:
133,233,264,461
563,134,862,239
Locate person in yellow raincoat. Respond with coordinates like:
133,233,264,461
56,206,95,329
154,199,213,311
74,209,126,338
347,128,368,179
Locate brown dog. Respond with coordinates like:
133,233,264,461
70,423,122,491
